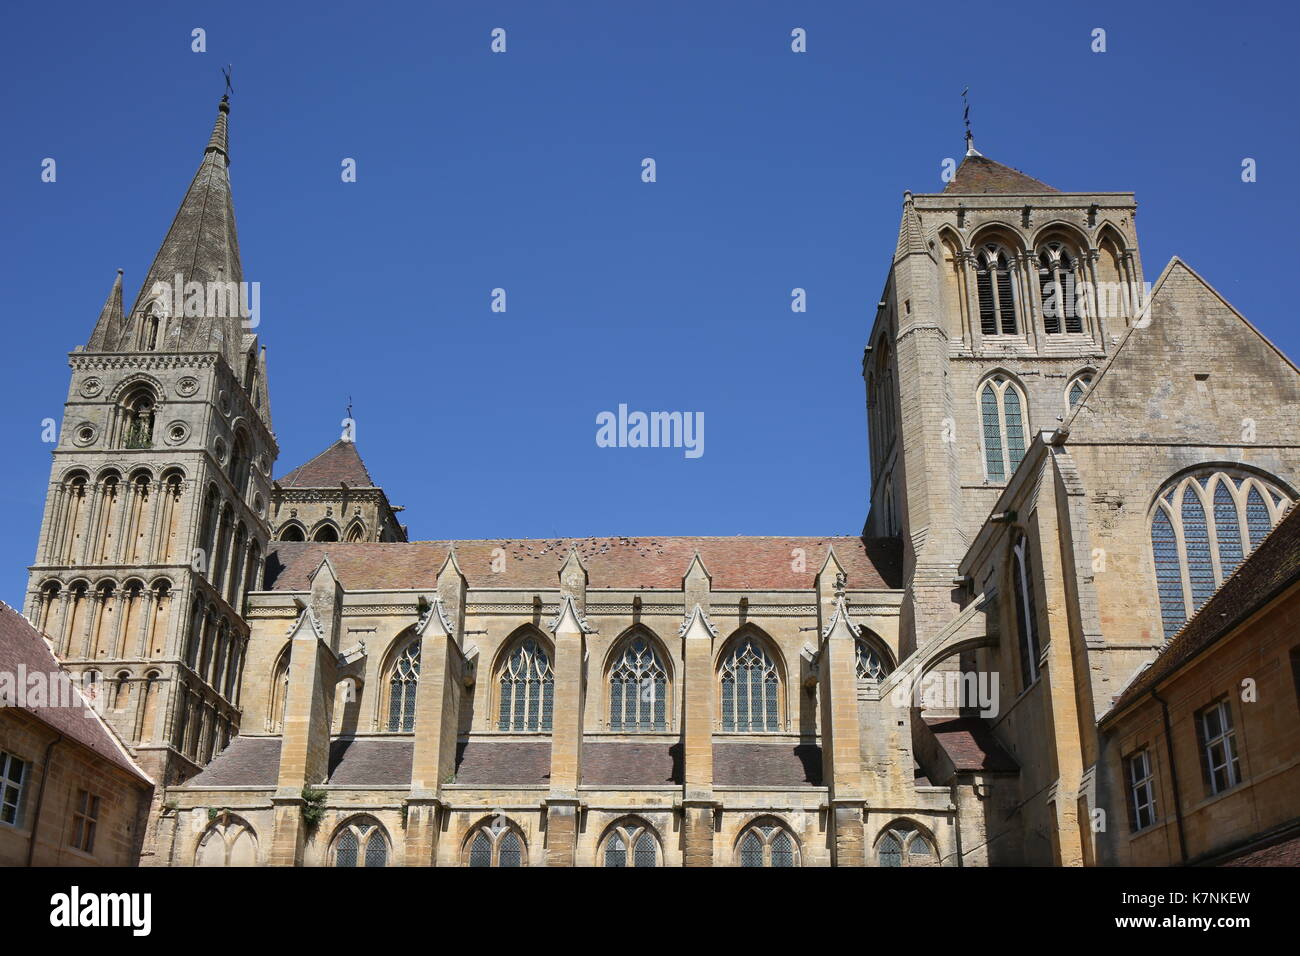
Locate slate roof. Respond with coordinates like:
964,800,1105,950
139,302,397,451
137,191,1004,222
180,736,831,788
714,743,823,787
924,716,1019,773
0,601,152,784
941,154,1059,195
1104,503,1300,721
277,439,377,489
263,536,903,592
584,741,681,786
455,741,551,786
328,737,412,785
185,736,280,787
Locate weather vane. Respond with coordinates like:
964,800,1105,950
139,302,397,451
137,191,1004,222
961,86,976,155
346,395,353,421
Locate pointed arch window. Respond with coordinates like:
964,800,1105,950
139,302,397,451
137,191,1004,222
332,817,389,868
1037,241,1084,334
269,647,290,733
386,642,420,732
876,822,937,867
195,818,258,866
609,635,668,732
1149,470,1292,639
979,375,1028,482
1066,371,1095,412
466,820,525,867
1012,533,1041,689
497,637,554,732
975,244,1018,335
602,819,659,867
737,818,799,867
855,637,888,681
719,636,781,732
278,524,306,542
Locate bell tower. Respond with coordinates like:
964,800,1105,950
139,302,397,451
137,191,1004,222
864,138,1144,654
24,95,277,792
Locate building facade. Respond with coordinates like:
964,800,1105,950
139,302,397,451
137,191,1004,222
16,98,1300,866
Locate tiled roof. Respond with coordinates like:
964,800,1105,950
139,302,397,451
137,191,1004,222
263,536,903,592
185,736,280,787
328,738,412,785
454,740,551,786
277,439,376,489
924,716,1019,773
1105,503,1300,720
1221,834,1300,867
942,154,1059,195
583,741,681,786
0,601,152,785
714,743,823,787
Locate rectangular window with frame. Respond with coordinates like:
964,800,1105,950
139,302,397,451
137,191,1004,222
70,788,100,853
0,752,27,827
1124,748,1157,832
1196,699,1241,796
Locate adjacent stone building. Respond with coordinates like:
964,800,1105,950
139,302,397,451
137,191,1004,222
15,98,1299,866
0,601,154,866
1096,504,1300,866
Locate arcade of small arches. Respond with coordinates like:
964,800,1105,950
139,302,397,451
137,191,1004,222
265,623,898,736
32,574,176,662
936,221,1138,345
188,811,939,867
275,517,367,542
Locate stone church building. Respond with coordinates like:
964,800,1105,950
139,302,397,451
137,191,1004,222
16,97,1300,866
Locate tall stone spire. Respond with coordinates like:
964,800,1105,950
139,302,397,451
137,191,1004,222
100,95,246,365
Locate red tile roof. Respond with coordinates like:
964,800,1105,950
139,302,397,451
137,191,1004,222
924,716,1018,773
1221,833,1300,867
263,536,903,592
1104,504,1300,721
277,439,376,488
942,154,1059,195
0,601,152,784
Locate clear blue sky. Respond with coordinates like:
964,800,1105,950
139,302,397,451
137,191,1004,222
1,0,1297,606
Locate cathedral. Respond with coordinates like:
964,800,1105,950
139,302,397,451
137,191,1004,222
9,95,1300,867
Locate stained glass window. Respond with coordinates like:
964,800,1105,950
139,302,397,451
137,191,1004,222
602,819,659,867
737,819,800,867
333,817,389,868
387,642,420,733
467,819,526,867
855,639,887,681
1150,471,1290,639
498,637,554,732
877,822,936,867
980,375,1029,481
609,636,668,731
720,637,780,732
